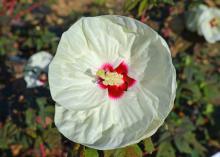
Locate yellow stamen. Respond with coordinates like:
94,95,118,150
96,69,123,86
96,69,106,79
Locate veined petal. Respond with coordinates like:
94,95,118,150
49,57,107,110
114,61,128,74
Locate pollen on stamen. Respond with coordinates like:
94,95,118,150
96,62,136,99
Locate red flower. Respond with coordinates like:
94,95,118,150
97,61,136,99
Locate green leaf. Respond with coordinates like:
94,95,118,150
181,83,201,101
138,0,148,16
174,136,192,154
95,0,106,5
108,145,142,157
157,142,175,157
104,150,115,157
44,106,55,117
84,148,99,157
161,0,174,5
203,103,214,116
143,138,154,154
26,128,37,138
0,138,8,149
203,84,220,104
25,109,36,126
114,149,126,157
43,128,61,148
184,132,206,157
125,0,141,11
36,98,47,106
126,145,142,157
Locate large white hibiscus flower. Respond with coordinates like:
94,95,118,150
186,4,220,43
49,15,176,150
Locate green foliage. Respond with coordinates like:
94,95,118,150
157,142,175,157
124,0,174,16
103,144,143,157
143,137,155,154
94,0,106,5
0,36,17,56
0,121,18,149
85,148,99,157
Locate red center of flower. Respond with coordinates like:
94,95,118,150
96,61,136,99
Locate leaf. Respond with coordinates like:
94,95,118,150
203,83,220,104
162,0,174,4
95,0,106,5
138,0,148,16
36,97,47,106
125,145,142,157
203,103,214,116
184,132,206,157
84,148,99,157
174,136,192,154
43,128,61,148
106,145,142,157
26,128,37,138
25,108,36,126
181,83,201,101
114,149,126,157
0,138,8,149
104,150,115,157
44,106,55,117
143,138,154,154
124,0,141,11
157,142,175,157
158,132,172,143
36,97,47,120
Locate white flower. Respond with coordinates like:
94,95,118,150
49,15,176,150
25,51,52,88
186,4,220,43
212,152,220,157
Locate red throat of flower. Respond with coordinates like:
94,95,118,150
96,61,136,99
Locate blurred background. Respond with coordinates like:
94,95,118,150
0,0,220,157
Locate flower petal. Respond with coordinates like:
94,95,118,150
123,75,136,87
49,57,107,110
107,85,125,99
114,61,128,74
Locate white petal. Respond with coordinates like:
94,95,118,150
55,87,160,150
138,35,176,117
49,56,108,110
